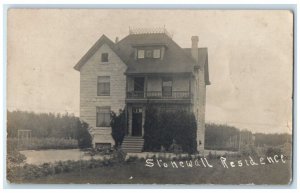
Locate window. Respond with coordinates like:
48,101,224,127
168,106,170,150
95,143,111,149
101,53,109,62
145,50,153,58
96,107,111,127
137,50,145,59
97,76,110,96
134,77,145,92
162,78,172,97
153,49,161,58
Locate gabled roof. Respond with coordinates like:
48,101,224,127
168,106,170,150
74,35,116,71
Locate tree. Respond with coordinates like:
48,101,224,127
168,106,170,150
110,109,126,147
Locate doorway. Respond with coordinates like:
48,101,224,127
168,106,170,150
132,107,143,136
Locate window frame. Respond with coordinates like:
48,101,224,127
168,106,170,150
162,77,173,97
97,76,110,96
137,49,145,59
153,49,161,59
101,53,109,63
145,49,153,58
96,106,111,127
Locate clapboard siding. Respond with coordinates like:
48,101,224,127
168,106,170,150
79,43,127,147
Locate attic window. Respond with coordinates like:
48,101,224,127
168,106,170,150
101,53,109,62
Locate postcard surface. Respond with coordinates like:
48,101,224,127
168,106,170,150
6,9,293,184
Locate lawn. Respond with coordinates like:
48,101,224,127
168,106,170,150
13,158,292,185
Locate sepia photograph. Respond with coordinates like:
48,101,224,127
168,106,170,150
6,9,293,185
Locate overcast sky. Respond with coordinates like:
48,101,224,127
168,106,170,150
7,9,293,134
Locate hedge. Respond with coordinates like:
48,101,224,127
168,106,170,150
143,106,197,154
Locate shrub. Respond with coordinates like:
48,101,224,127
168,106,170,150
173,111,197,154
7,157,122,182
143,106,161,151
240,144,258,157
126,156,139,163
76,120,92,149
266,147,282,157
110,109,126,147
111,148,127,163
143,106,197,154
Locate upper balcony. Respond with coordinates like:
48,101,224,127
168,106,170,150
127,91,191,99
125,75,193,104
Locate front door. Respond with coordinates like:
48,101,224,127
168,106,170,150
132,107,143,136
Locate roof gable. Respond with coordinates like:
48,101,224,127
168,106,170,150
74,35,115,71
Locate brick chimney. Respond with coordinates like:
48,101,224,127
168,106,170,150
191,36,199,62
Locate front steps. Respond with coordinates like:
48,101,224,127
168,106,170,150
121,136,144,153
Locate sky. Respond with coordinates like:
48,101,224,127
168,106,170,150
7,9,293,134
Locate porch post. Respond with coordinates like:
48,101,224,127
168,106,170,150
145,76,148,98
128,105,132,136
189,75,192,98
142,106,146,137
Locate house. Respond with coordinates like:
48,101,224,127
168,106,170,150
74,28,210,153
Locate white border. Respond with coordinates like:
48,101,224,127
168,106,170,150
0,0,298,192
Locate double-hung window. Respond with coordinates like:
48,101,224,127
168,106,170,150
96,107,111,127
97,76,110,96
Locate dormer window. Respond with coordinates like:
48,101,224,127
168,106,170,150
137,50,145,59
153,49,161,58
145,50,153,58
137,48,161,59
101,53,109,62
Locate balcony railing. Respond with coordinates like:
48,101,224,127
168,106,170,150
126,91,191,99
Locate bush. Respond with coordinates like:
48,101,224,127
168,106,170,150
111,148,127,163
110,109,126,147
266,147,282,157
7,156,121,182
143,106,197,154
143,106,162,151
76,120,92,149
7,150,26,166
240,144,258,157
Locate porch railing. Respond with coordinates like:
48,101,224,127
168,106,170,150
126,91,191,99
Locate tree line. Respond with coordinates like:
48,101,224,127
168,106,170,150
205,123,292,150
7,110,91,148
7,110,291,150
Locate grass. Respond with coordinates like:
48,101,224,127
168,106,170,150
12,158,292,185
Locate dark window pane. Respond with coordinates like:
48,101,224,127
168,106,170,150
145,50,153,58
162,78,172,97
134,77,144,92
101,53,109,62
